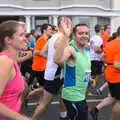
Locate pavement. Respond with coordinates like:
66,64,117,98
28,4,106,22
21,75,120,120
22,87,113,120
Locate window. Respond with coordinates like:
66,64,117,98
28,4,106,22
35,16,49,33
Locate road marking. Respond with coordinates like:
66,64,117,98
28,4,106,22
87,99,103,102
27,99,103,106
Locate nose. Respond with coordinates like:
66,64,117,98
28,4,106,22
83,32,89,37
82,34,88,38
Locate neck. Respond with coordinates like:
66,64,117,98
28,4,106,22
59,28,64,35
116,36,120,39
96,32,101,36
75,42,85,53
3,47,18,60
42,34,49,40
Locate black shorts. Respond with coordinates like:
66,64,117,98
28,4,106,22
33,71,45,86
44,78,63,95
91,60,103,77
108,82,120,100
63,99,88,120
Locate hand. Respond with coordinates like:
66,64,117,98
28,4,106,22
24,116,32,120
90,78,96,88
100,52,104,61
20,43,28,51
28,88,44,97
33,50,41,56
24,51,33,57
60,16,72,38
15,114,31,120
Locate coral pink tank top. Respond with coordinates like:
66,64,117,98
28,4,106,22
0,52,25,120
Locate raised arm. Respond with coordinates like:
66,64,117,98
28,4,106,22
54,17,72,64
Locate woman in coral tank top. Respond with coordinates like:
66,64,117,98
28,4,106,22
0,21,30,120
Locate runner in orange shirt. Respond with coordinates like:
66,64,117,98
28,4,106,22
102,25,111,48
32,24,53,87
90,31,118,120
104,26,120,119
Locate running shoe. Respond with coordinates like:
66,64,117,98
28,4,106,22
96,88,102,95
87,89,102,96
59,116,69,120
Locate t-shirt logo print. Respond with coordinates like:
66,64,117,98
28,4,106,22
83,72,91,83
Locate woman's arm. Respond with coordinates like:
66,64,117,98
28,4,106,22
17,50,33,63
0,56,30,120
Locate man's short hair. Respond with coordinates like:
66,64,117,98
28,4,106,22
95,24,101,33
104,25,110,31
31,29,36,35
57,16,72,27
116,26,120,37
73,23,88,34
40,23,52,34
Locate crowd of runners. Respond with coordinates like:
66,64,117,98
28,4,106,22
0,16,120,120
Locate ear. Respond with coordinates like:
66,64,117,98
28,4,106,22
44,29,47,34
4,36,12,44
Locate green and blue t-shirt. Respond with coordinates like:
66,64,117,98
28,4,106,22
62,44,91,101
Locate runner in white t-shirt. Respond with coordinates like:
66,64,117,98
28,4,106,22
89,24,103,80
32,17,72,120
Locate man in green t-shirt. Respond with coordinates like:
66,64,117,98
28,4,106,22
54,22,96,120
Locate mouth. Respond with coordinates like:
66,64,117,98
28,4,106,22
80,37,88,41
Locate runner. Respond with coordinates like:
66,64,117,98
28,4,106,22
90,30,118,120
103,26,120,120
32,24,53,87
32,17,71,120
54,23,96,120
0,20,30,120
89,24,103,81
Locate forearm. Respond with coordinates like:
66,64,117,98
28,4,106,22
34,50,47,58
114,62,120,70
42,52,47,58
54,35,69,64
17,51,33,63
89,77,96,88
95,49,102,53
94,46,103,53
32,105,46,120
0,103,27,120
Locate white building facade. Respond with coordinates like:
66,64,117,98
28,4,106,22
0,0,119,34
